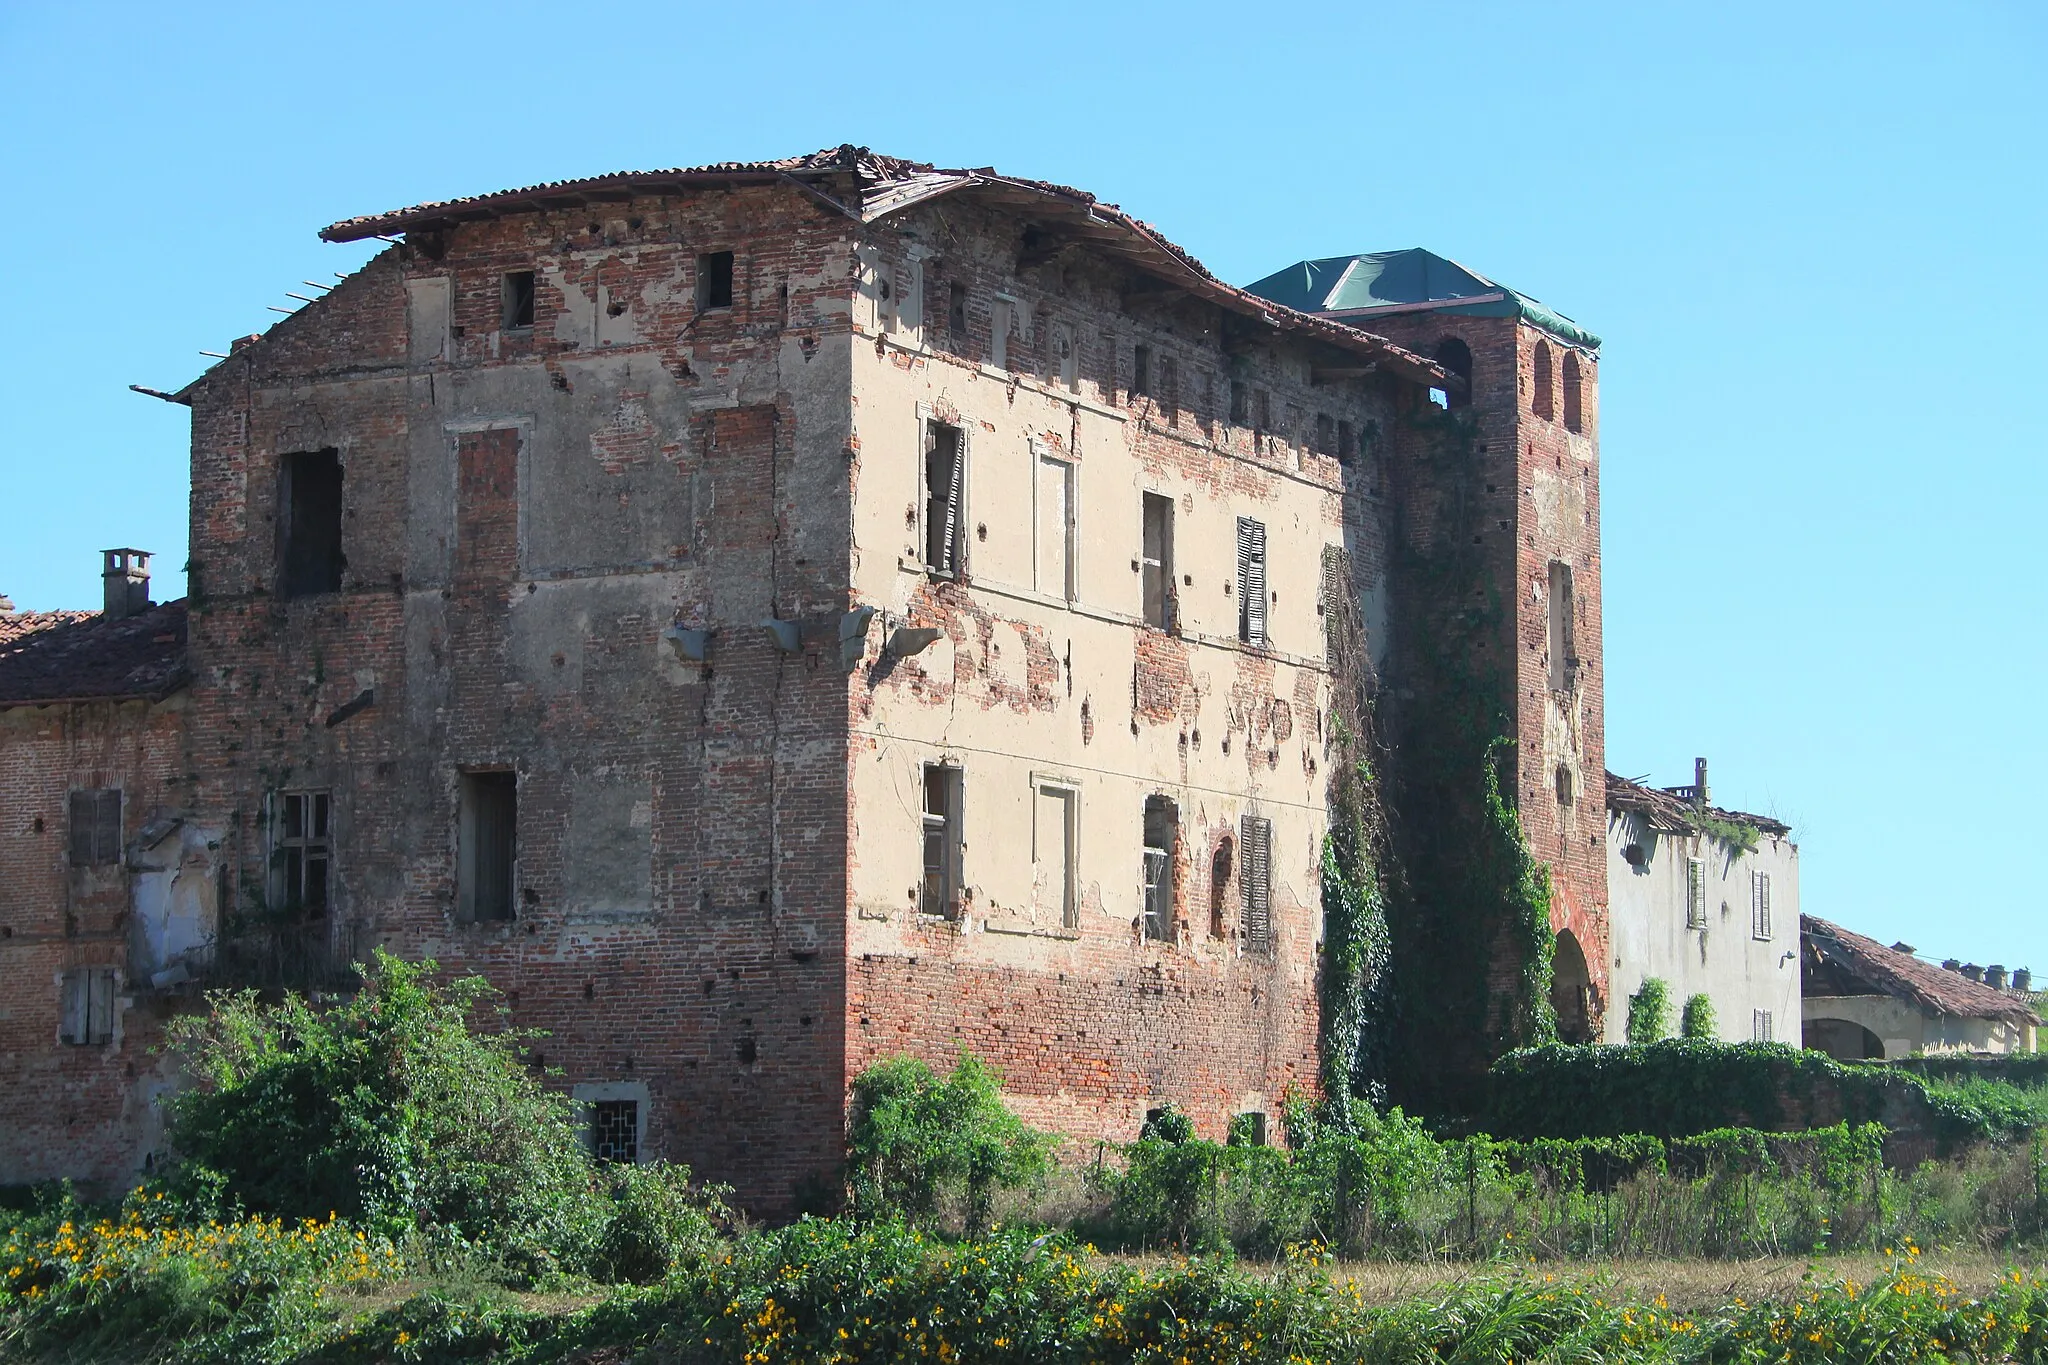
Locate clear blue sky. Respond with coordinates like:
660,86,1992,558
3,2,2042,968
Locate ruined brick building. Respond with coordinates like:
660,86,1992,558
0,149,1605,1207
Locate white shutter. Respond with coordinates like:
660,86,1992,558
1237,518,1267,647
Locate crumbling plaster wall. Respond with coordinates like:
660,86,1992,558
0,696,189,1187
1801,992,2033,1059
841,202,1396,1142
1605,813,1800,1044
178,185,860,1210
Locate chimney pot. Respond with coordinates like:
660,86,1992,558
2014,968,2033,992
1962,963,1984,983
1987,964,2009,991
1693,756,1709,806
1942,958,1963,973
101,548,151,621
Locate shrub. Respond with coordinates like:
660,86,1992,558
1625,978,1671,1043
590,1162,732,1285
1680,992,1717,1038
846,1051,1053,1233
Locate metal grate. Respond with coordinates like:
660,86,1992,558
591,1100,639,1163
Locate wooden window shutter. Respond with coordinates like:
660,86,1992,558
943,430,965,574
1240,813,1272,953
60,973,86,1044
1237,518,1267,646
68,789,120,866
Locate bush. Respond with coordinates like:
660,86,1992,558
1625,978,1671,1043
590,1162,731,1285
846,1051,1053,1233
1680,992,1716,1039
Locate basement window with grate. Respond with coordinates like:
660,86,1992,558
590,1100,640,1163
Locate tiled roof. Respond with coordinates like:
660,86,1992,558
1804,914,2040,1025
314,146,1452,391
1604,770,1790,838
0,600,188,708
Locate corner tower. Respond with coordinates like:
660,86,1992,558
1248,250,1606,1108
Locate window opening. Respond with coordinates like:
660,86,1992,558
1033,782,1077,928
921,765,963,919
1229,379,1249,426
1751,871,1773,941
696,251,734,311
1532,340,1555,420
460,771,517,922
1231,1112,1269,1146
59,968,117,1046
1209,837,1234,939
948,282,968,345
1434,337,1473,410
591,1099,639,1163
1685,856,1707,929
991,297,1015,369
1052,321,1078,391
1141,493,1175,630
1315,413,1335,455
274,790,332,916
279,449,345,598
1035,452,1076,600
1240,814,1273,953
1563,351,1584,432
1554,764,1574,807
1236,517,1268,647
502,270,536,330
1142,796,1177,943
924,419,966,576
1337,420,1355,465
1254,389,1271,435
1547,560,1576,692
1158,354,1178,423
68,788,121,867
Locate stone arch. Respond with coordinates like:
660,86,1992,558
1532,339,1555,420
1805,1017,1886,1061
1551,928,1594,1043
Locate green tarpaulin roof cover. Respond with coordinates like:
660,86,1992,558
1243,248,1599,350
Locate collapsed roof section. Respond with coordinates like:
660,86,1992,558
317,145,1452,391
1605,770,1791,839
1803,915,2040,1025
0,601,189,709
1244,247,1600,351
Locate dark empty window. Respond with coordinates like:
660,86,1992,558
1229,379,1249,426
1240,813,1273,953
921,765,963,919
59,968,117,1045
279,449,345,598
1141,492,1175,630
1337,420,1355,465
274,790,332,915
1563,351,1584,432
1142,796,1177,943
948,282,968,344
1434,337,1473,410
1131,344,1151,398
1231,1112,1269,1146
924,419,966,575
502,270,536,330
460,771,517,922
1315,413,1336,455
1209,837,1234,939
68,788,121,867
1532,340,1555,420
697,251,734,311
591,1100,639,1163
1236,517,1268,647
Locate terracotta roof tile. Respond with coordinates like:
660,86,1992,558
1804,914,2039,1025
0,600,188,707
1605,769,1790,838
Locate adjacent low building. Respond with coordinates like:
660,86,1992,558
1603,762,1800,1045
1802,916,2039,1058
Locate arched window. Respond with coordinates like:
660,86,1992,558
1433,337,1473,410
1532,340,1554,421
1562,351,1583,433
1208,837,1235,939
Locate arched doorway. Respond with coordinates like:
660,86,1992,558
1551,929,1594,1043
1804,1017,1886,1061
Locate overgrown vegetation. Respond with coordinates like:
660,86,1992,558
1627,979,1673,1044
844,1051,1052,1234
1680,993,1717,1039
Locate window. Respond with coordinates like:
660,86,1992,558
1315,413,1335,455
1229,379,1249,426
921,765,963,919
1231,1112,1269,1146
947,282,968,346
1554,764,1574,806
1209,838,1234,939
459,771,517,922
1159,354,1179,423
1035,450,1076,600
1131,344,1151,399
501,270,536,330
1532,340,1555,420
68,788,121,867
1239,814,1273,953
273,790,332,915
1685,856,1707,929
1751,871,1773,940
1033,781,1078,929
59,968,116,1046
1141,493,1175,630
1563,351,1584,433
990,296,1016,370
591,1099,639,1163
1051,321,1078,391
1337,420,1355,465
1319,545,1350,661
1142,796,1177,942
279,449,345,598
1236,517,1268,647
1434,337,1473,410
1752,1009,1774,1043
1547,560,1576,692
696,251,734,311
923,418,966,576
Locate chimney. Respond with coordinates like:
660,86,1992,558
2015,968,2033,993
1987,964,2009,991
1961,963,1984,983
1942,958,1963,973
101,549,151,621
1693,756,1709,807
